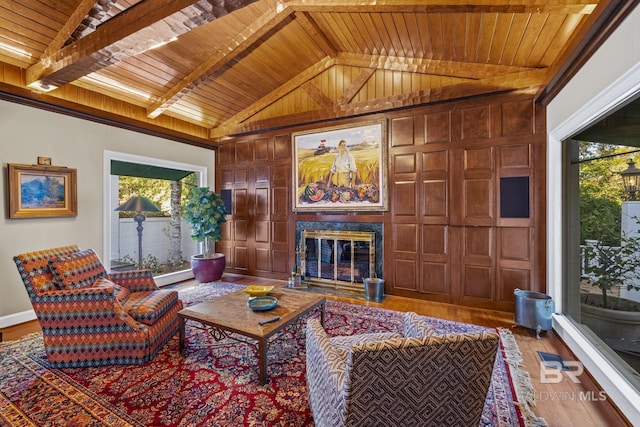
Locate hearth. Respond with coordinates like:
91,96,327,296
296,222,383,294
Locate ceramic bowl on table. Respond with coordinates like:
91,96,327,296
247,296,278,311
243,285,274,297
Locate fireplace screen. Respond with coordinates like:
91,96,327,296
300,230,375,290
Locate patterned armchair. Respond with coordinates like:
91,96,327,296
13,245,183,368
305,312,500,427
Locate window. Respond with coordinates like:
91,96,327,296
565,135,640,390
104,151,206,286
549,64,640,422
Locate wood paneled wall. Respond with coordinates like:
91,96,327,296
216,91,546,312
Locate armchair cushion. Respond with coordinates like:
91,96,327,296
49,249,107,289
123,290,180,326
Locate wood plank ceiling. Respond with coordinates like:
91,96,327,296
0,0,610,147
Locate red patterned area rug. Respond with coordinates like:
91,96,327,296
0,282,546,426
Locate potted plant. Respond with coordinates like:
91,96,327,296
581,232,640,341
183,187,228,282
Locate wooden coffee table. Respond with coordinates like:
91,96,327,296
178,287,326,385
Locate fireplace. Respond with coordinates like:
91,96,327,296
296,222,383,294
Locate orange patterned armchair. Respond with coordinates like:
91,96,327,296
13,245,183,368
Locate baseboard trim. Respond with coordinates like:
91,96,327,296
0,310,36,329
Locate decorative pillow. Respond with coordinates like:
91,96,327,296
49,249,107,290
93,277,130,304
403,311,436,338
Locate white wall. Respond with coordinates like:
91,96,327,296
113,218,198,264
547,5,640,424
0,100,215,326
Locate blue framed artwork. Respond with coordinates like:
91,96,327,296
8,163,77,218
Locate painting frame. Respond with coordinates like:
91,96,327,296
8,163,78,218
292,120,387,212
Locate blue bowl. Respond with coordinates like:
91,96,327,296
248,296,278,312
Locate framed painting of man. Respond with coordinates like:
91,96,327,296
8,163,78,218
292,121,387,212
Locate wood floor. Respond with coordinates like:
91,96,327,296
2,273,631,427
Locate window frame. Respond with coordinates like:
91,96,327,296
103,150,207,286
548,62,640,422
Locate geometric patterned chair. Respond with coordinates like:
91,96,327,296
13,244,183,368
305,312,500,427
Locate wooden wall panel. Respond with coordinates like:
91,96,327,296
501,144,531,169
461,147,495,226
272,249,289,273
272,221,288,244
218,144,235,164
501,99,534,136
394,258,417,290
272,187,288,216
422,150,449,222
423,180,447,218
394,153,416,174
234,246,248,272
255,187,269,216
496,227,534,307
220,169,233,186
462,265,493,299
255,247,270,272
274,134,290,159
394,223,418,253
425,111,451,144
391,116,415,146
499,268,531,303
236,139,253,162
234,187,248,216
500,227,531,261
421,224,449,297
254,137,269,160
393,181,417,217
272,164,289,182
234,219,248,243
461,105,491,140
463,179,493,222
255,220,269,243
255,166,269,184
217,92,545,312
422,262,448,294
270,161,290,275
464,147,493,171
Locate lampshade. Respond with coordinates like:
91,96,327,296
115,196,160,212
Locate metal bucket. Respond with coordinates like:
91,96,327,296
514,289,554,339
363,278,384,302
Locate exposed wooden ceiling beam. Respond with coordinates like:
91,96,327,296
279,0,598,14
211,67,548,139
146,8,295,119
335,52,533,78
209,56,336,133
25,0,96,86
295,12,340,57
27,0,257,88
302,81,335,108
336,67,376,105
210,52,533,137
